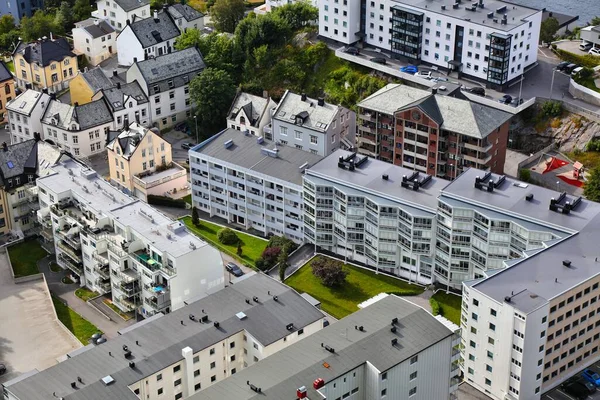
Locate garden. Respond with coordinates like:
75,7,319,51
429,291,462,325
8,239,47,277
52,296,100,344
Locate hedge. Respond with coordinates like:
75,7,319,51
147,195,187,208
429,298,442,316
554,48,600,68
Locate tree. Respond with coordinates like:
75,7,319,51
311,257,347,287
540,17,559,44
175,28,203,51
277,249,289,281
272,1,318,31
591,17,600,26
210,0,245,33
55,2,74,32
190,68,236,130
541,100,563,117
20,10,63,42
585,167,600,202
73,0,95,23
236,242,243,256
191,206,199,226
217,228,239,245
0,14,16,36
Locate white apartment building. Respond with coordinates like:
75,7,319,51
167,3,204,32
127,47,205,129
303,149,448,284
319,0,541,89
191,295,461,400
72,18,116,66
227,91,277,137
40,98,114,158
267,91,356,156
92,0,150,31
92,81,150,129
6,89,50,144
36,155,224,316
461,203,600,400
116,10,180,66
2,273,326,400
189,128,323,243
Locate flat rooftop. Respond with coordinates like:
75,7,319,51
391,0,540,31
192,295,452,400
441,168,600,233
191,128,324,186
4,274,325,400
306,149,449,212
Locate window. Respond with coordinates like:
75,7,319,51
174,379,181,386
194,369,200,377
381,388,387,397
485,378,491,386
489,323,496,331
410,371,417,380
157,374,162,381
295,131,302,140
156,107,161,115
410,355,418,364
382,372,387,380
486,365,493,372
490,309,497,316
280,126,288,136
194,383,201,391
173,365,181,373
175,393,183,400
211,375,217,382
298,328,304,335
157,388,163,395
210,361,216,369
409,387,417,397
488,337,495,345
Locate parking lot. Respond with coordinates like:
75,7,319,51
543,362,600,400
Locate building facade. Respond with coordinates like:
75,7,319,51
126,47,205,129
72,18,116,66
7,89,51,144
167,3,204,32
92,81,150,129
12,37,78,93
69,67,117,106
92,0,150,31
319,0,541,88
0,0,43,24
107,123,187,201
268,91,356,156
356,84,512,179
227,91,277,137
0,61,15,123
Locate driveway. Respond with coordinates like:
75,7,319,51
162,129,196,163
555,40,589,56
268,243,315,281
0,252,80,384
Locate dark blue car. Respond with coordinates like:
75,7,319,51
400,65,418,74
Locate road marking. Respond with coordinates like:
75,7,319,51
558,389,576,400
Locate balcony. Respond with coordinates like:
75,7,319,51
57,254,82,276
57,240,82,263
120,281,141,296
118,296,138,312
40,227,54,242
96,281,111,293
58,230,81,249
133,250,161,272
358,125,376,134
358,113,373,122
107,238,128,258
95,264,110,280
263,124,272,135
116,268,139,284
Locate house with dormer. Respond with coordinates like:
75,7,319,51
226,92,277,137
167,3,204,32
92,0,150,31
92,81,150,129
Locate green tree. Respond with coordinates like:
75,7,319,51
20,10,64,42
217,227,239,245
277,249,288,281
55,2,74,32
73,0,95,23
174,28,203,51
591,17,600,26
0,14,16,35
311,257,347,287
236,242,243,256
190,68,236,130
584,167,600,202
210,0,245,33
540,17,559,44
272,1,318,31
191,206,199,226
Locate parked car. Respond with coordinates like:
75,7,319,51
344,47,360,55
370,57,387,65
498,94,512,104
225,262,244,277
437,86,448,91
175,121,189,132
415,71,432,79
556,61,570,71
400,65,418,74
582,369,600,386
510,97,523,106
468,86,485,96
571,66,584,76
0,363,6,376
564,63,579,74
181,142,195,150
580,41,593,51
562,381,591,400
590,47,600,56
580,380,597,394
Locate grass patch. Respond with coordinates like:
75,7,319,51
183,194,192,205
187,0,207,12
103,299,133,321
306,49,348,97
5,60,14,73
75,288,99,302
49,262,62,273
181,216,267,268
62,276,74,284
8,239,47,277
430,291,462,325
568,150,600,170
285,256,423,319
52,296,100,344
575,77,600,93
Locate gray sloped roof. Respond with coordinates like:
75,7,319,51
273,91,340,133
80,67,113,93
0,140,37,185
228,92,269,127
135,47,205,88
101,81,148,111
14,38,74,67
74,98,113,129
113,0,149,12
168,3,204,21
403,94,444,126
80,19,115,38
0,61,12,83
129,11,180,48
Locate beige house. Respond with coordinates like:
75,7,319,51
107,122,187,200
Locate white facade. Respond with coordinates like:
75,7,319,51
227,92,277,137
145,85,191,128
318,0,361,44
167,4,204,32
92,0,150,31
6,90,50,144
92,84,151,129
72,19,116,66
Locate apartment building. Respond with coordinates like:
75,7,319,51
190,128,322,243
267,91,356,156
12,37,78,93
356,84,512,178
36,155,224,315
107,123,186,200
193,295,460,400
461,204,600,400
2,273,325,400
92,0,150,31
73,19,116,66
41,98,114,158
0,61,15,123
7,89,51,144
127,47,205,129
303,149,447,283
0,0,43,23
227,91,277,137
92,82,150,129
167,3,204,32
116,10,180,66
319,0,541,89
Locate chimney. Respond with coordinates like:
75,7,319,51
116,82,121,89
42,88,48,94
162,4,168,10
153,10,158,21
50,32,53,41
2,142,8,151
432,87,438,95
317,97,325,106
126,19,130,25
34,132,41,141
133,57,138,63
113,69,118,77
301,93,307,101
549,11,553,17
74,102,79,107
50,93,56,100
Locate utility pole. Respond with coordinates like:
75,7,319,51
549,68,556,100
518,73,524,103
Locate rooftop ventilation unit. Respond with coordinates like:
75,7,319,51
299,162,309,170
354,325,365,332
391,326,397,333
391,338,398,346
101,375,115,386
562,260,572,267
261,147,279,158
224,139,234,149
382,174,389,180
297,386,308,399
487,11,494,18
504,296,511,303
71,382,77,389
321,343,335,353
138,209,154,223
129,362,135,368
124,350,132,358
525,193,534,201
214,321,220,328
452,3,459,9
273,295,279,301
496,5,506,13
286,323,294,331
247,381,262,393
257,136,264,144
441,5,445,10
391,317,398,325
253,296,259,303
201,315,209,323
189,314,196,321
236,312,247,320
123,345,128,351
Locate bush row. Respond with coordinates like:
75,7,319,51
147,195,187,208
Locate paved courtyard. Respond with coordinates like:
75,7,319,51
0,252,80,385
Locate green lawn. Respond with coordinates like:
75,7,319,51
430,291,462,325
8,239,47,277
575,77,600,93
103,299,133,321
52,296,100,344
49,262,62,273
285,256,424,319
181,217,268,268
74,288,99,302
183,194,192,205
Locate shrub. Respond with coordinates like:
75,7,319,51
311,257,347,287
191,206,199,226
147,195,187,208
260,246,281,269
586,139,600,152
217,228,239,245
255,258,266,271
519,168,532,183
554,48,600,68
267,235,297,254
236,242,243,256
541,100,563,117
430,298,443,316
577,67,595,80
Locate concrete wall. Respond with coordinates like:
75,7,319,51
568,79,600,106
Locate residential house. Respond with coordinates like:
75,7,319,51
72,18,116,66
41,98,114,158
0,0,43,24
580,25,600,49
167,3,204,32
0,61,16,123
107,122,186,201
92,81,150,129
7,89,51,144
268,90,356,156
356,84,512,178
12,37,78,93
116,10,180,66
126,47,205,129
227,91,277,137
92,0,150,31
69,67,117,105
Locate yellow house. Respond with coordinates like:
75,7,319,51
107,122,188,201
69,67,118,106
0,61,15,123
12,37,79,94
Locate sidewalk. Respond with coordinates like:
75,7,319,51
268,243,315,281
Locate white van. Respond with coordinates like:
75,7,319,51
571,66,584,76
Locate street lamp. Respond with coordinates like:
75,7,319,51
193,115,198,144
550,68,557,100
518,73,524,103
556,181,560,192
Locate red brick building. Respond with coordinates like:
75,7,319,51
357,84,512,179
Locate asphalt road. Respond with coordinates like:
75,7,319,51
543,362,600,400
